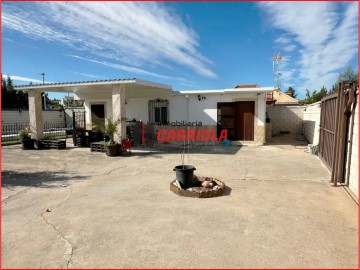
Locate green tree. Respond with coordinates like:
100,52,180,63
338,66,358,82
329,66,358,94
48,98,62,109
285,86,297,98
299,86,328,105
1,75,29,109
1,75,9,108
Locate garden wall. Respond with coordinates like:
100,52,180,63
303,102,321,145
345,98,358,198
266,105,305,134
2,109,65,126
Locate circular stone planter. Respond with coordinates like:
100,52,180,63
170,175,226,198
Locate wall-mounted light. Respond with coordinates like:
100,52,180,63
198,95,206,101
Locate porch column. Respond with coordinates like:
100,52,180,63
28,89,44,140
112,84,126,142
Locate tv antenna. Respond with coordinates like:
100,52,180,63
272,53,283,89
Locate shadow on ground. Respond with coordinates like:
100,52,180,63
129,145,243,159
223,186,232,196
265,133,309,147
2,170,89,189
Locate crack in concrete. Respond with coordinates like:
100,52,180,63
2,239,19,261
3,188,75,267
13,188,74,234
2,187,32,204
104,165,130,176
51,188,74,212
41,214,75,268
243,169,248,180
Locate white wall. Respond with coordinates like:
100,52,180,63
180,92,259,125
169,95,188,123
257,93,266,126
303,102,321,145
267,105,305,134
125,96,188,123
2,109,65,126
126,92,262,126
126,98,149,122
346,99,358,198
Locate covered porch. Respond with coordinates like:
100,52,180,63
14,78,172,142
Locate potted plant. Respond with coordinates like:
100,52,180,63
19,127,35,150
93,117,123,157
173,134,196,188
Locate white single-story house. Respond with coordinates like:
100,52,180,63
14,78,274,145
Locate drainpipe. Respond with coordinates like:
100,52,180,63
186,95,190,164
186,94,189,123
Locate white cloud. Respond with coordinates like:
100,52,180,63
69,72,104,79
2,2,216,79
67,54,197,85
259,2,358,94
283,45,296,52
275,36,291,45
3,74,53,84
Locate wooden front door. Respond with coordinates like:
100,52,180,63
91,104,105,125
235,101,254,141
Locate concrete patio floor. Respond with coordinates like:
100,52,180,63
1,134,358,268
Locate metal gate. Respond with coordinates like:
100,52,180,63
319,81,357,186
318,93,338,170
72,111,86,130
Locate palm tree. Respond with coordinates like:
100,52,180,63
93,117,122,145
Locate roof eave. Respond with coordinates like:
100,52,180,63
178,87,275,95
13,78,139,91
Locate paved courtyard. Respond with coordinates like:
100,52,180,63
1,135,358,268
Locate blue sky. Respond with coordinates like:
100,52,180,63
2,2,358,100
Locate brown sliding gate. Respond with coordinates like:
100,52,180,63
318,93,338,170
319,81,358,186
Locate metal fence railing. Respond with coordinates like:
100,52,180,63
1,122,66,142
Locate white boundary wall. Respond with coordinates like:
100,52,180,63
266,105,305,134
2,109,65,125
303,102,321,145
345,99,358,198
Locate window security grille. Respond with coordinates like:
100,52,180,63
148,99,169,124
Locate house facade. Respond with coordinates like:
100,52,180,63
14,78,274,145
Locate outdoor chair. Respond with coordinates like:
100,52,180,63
122,139,132,155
